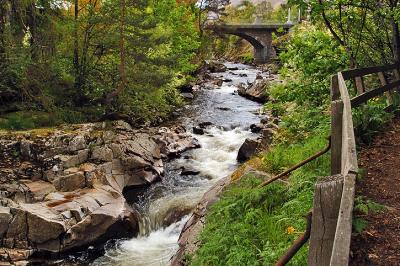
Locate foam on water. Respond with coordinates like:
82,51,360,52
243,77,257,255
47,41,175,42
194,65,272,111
92,62,264,266
93,217,189,266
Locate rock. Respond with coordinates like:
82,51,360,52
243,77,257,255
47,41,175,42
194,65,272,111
217,107,231,111
56,154,80,169
260,117,269,124
239,73,248,77
261,128,275,145
256,73,263,80
162,207,192,227
192,127,204,135
181,93,194,100
237,138,261,162
238,79,269,103
62,194,138,252
53,172,86,192
91,146,113,162
265,122,279,130
198,122,213,128
23,181,56,202
222,78,233,82
0,207,12,238
68,136,86,152
22,203,66,245
112,120,133,131
227,66,239,71
20,141,33,160
178,83,194,93
212,79,223,86
0,248,33,263
208,61,227,73
250,123,264,133
0,122,206,260
180,167,201,176
154,127,200,158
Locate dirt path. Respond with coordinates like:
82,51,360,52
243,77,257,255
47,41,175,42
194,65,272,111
350,118,400,266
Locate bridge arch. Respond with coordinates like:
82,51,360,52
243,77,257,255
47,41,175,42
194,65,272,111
212,24,293,63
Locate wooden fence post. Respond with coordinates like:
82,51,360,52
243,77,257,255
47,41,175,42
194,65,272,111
354,76,366,94
378,71,394,106
331,75,343,175
331,100,343,175
308,174,344,266
331,75,340,101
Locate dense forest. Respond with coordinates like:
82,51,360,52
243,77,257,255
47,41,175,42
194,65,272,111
0,0,202,128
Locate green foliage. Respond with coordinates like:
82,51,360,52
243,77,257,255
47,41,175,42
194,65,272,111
0,0,201,126
266,24,347,141
352,196,386,234
223,1,296,24
353,100,394,144
272,24,348,106
353,218,368,234
354,196,386,215
0,111,58,130
289,0,400,66
191,134,330,266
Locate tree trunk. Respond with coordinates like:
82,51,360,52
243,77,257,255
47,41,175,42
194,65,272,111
0,2,6,57
391,19,400,62
10,0,24,45
105,0,127,105
73,0,80,89
26,2,38,60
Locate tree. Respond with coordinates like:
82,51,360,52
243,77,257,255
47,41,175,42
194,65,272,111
197,0,230,35
290,0,400,66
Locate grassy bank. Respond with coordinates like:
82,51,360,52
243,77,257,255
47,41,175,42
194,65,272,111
188,132,330,265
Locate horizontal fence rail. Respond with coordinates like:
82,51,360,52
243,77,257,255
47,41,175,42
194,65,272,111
308,62,400,265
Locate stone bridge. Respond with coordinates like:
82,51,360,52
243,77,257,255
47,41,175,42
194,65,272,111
212,24,294,63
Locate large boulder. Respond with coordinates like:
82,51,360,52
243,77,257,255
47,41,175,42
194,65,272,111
153,126,200,158
0,121,200,262
237,138,261,162
238,79,269,103
0,186,139,254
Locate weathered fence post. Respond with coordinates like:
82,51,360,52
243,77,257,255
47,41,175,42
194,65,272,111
308,174,344,266
331,75,340,101
354,76,366,94
378,71,394,106
331,101,343,175
331,75,343,175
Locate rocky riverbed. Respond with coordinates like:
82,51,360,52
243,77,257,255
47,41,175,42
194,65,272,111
0,61,279,265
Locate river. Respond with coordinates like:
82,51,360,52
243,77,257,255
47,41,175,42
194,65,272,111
91,62,265,266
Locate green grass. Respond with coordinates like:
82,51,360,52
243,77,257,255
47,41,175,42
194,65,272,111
190,134,330,266
0,111,59,130
0,109,91,131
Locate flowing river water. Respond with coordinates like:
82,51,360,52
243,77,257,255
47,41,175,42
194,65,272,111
91,62,266,266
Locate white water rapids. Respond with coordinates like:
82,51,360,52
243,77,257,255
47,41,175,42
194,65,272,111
92,63,266,266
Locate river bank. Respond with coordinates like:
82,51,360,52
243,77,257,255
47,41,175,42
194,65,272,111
0,61,278,265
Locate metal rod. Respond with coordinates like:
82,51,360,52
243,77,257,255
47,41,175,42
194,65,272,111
275,212,313,266
258,137,331,188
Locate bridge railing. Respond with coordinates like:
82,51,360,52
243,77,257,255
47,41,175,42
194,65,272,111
308,62,400,265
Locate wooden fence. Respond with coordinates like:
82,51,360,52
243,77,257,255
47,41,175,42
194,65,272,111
308,62,400,265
